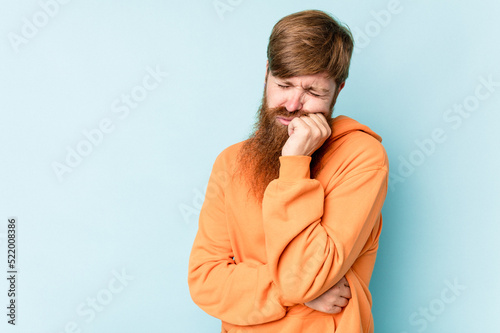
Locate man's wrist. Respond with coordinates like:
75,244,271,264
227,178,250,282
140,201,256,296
278,156,311,181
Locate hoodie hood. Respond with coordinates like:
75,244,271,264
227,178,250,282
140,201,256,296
330,115,382,143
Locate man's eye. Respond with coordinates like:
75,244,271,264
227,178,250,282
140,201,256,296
309,91,320,97
277,84,289,89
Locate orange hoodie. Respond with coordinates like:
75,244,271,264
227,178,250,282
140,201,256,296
188,116,389,332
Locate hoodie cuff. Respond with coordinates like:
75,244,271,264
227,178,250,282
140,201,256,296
278,156,311,181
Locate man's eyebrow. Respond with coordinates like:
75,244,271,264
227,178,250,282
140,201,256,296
278,79,293,86
304,85,330,94
277,78,331,94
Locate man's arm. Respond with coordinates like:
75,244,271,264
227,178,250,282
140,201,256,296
188,149,354,325
188,153,288,326
262,115,389,304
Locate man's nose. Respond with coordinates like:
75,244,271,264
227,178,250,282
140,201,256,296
285,90,303,112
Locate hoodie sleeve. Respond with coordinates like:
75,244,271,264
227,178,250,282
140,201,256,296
188,152,287,326
262,134,389,304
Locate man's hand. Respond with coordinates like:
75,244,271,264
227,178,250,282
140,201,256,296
304,276,351,314
281,113,331,156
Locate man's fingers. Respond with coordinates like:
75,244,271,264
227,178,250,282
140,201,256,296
337,277,352,299
340,286,352,299
282,112,331,156
336,296,349,308
287,116,306,136
308,112,329,127
302,113,331,138
329,284,351,300
304,275,352,314
298,114,329,138
308,113,331,130
326,306,342,314
298,116,322,137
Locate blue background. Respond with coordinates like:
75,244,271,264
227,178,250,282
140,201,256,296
1,0,499,332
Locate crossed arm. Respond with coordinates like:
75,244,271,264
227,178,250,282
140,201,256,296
188,150,387,325
188,114,388,325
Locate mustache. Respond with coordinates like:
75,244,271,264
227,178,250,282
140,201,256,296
265,106,310,118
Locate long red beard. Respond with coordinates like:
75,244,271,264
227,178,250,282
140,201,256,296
237,96,333,202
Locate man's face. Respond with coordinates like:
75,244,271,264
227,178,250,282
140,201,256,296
264,70,340,125
238,67,344,201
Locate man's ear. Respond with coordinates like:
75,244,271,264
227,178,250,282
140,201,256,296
338,81,346,93
329,81,346,112
333,81,346,100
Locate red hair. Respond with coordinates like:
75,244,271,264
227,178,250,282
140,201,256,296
267,10,354,86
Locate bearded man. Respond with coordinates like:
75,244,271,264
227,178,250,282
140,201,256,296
188,10,388,333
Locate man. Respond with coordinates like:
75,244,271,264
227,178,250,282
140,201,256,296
188,10,388,332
